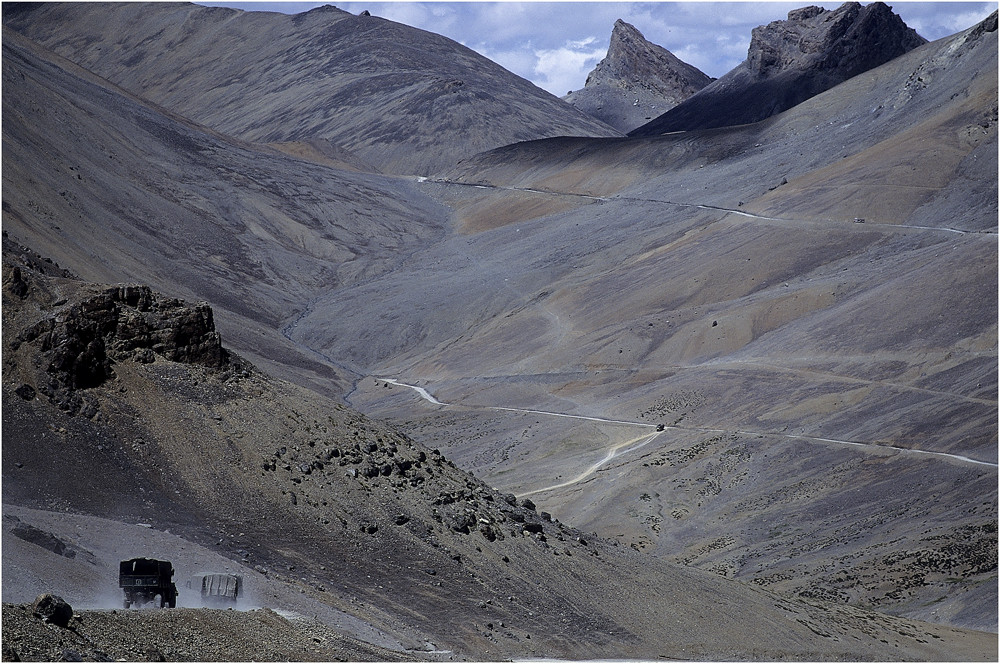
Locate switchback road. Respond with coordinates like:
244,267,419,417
377,378,998,475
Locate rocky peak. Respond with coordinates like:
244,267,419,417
588,19,710,97
631,1,927,135
566,18,711,133
746,2,925,79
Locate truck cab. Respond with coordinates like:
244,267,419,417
119,557,178,608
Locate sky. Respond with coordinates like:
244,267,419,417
196,2,998,96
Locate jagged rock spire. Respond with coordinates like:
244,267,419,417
565,19,711,133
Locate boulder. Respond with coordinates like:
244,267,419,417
31,594,73,627
448,511,477,534
14,384,35,400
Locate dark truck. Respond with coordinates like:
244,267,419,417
119,558,178,608
189,573,243,607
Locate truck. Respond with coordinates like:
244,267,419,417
119,557,178,608
187,573,243,606
189,573,243,607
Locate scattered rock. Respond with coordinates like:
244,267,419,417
14,384,36,400
4,265,30,298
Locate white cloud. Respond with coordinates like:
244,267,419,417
893,2,996,40
532,38,608,95
471,44,540,83
568,36,599,50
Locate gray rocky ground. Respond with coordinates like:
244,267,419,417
6,244,991,661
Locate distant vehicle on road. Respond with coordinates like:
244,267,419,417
119,558,177,608
189,573,243,606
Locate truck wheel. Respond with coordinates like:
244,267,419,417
123,598,131,609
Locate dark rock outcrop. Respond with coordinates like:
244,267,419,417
630,2,926,135
4,265,29,299
10,518,75,559
16,285,230,375
565,19,711,132
10,283,242,415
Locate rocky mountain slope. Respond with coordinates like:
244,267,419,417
564,19,712,133
1,23,454,396
8,237,993,661
631,1,926,135
2,1,997,660
2,1,619,175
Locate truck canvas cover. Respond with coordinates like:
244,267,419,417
198,573,242,598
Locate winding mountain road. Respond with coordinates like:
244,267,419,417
519,430,665,498
418,178,999,236
377,377,998,480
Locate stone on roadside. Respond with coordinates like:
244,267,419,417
31,594,73,627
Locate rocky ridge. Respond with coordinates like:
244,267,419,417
565,19,711,132
631,1,926,135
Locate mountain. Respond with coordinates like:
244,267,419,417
630,1,926,135
564,19,712,133
2,2,997,660
2,2,620,175
0,23,452,396
349,9,998,631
